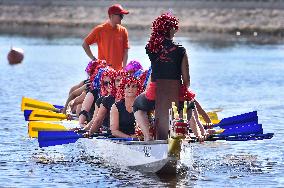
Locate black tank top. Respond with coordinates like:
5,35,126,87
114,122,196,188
88,89,99,121
146,39,186,82
96,96,104,107
115,99,135,135
101,95,115,130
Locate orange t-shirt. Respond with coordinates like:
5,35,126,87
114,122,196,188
84,22,129,70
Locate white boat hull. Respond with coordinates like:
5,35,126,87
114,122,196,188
81,138,193,174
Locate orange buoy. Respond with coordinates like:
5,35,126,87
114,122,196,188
7,47,24,65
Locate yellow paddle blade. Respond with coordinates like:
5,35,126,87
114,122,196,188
28,122,67,138
199,111,219,124
21,97,57,112
28,110,67,121
214,129,225,134
211,119,221,124
207,112,219,121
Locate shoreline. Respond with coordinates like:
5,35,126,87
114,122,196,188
0,0,283,42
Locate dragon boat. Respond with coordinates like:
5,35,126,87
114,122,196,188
22,80,274,174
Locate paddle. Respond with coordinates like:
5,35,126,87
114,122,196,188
199,111,220,125
25,110,76,121
208,133,273,141
205,111,258,129
25,109,217,122
21,97,63,112
28,122,67,138
217,121,263,137
38,131,112,148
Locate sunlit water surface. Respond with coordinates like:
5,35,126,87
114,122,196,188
0,35,283,187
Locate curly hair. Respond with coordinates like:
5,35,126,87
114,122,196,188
146,13,179,54
117,76,143,99
99,68,116,96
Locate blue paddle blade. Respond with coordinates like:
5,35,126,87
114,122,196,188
218,122,263,137
225,133,274,141
215,111,258,128
24,110,32,121
53,105,64,110
38,131,83,148
39,138,79,148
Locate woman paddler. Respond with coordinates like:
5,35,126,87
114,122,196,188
110,76,143,138
133,13,212,141
83,69,125,135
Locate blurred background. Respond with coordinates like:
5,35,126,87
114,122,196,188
0,0,283,40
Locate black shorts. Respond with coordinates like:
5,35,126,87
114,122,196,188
133,93,155,113
132,94,195,113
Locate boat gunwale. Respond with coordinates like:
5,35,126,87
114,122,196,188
108,140,168,145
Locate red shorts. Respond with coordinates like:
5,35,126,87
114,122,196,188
145,81,195,101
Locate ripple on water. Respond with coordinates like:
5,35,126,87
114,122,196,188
1,36,284,187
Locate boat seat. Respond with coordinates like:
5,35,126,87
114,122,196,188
155,79,180,140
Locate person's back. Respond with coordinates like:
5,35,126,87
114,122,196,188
147,38,185,81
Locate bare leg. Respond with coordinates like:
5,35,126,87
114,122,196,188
189,115,201,138
69,80,84,95
78,92,94,126
63,84,86,114
134,110,152,141
76,104,82,117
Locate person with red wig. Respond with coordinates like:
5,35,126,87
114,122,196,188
62,59,106,115
133,13,213,141
77,66,108,127
82,4,130,70
110,76,143,138
83,69,125,135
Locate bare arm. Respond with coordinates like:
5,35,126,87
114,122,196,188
181,53,190,87
195,100,212,124
122,49,128,68
110,104,131,138
88,104,107,135
83,103,100,130
82,41,96,60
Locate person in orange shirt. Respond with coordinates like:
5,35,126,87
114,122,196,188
82,4,130,71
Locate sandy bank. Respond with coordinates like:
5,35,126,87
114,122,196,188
0,0,283,41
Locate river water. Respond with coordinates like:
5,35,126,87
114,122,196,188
0,35,283,187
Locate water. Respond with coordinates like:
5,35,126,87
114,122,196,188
0,35,283,187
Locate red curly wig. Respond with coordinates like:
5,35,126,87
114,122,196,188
118,76,143,100
146,13,179,54
99,68,116,96
87,59,107,83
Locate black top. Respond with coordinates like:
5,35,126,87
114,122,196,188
115,99,135,135
96,96,104,107
88,89,99,121
146,39,186,82
101,95,115,130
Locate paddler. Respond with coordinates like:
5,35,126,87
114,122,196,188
110,76,143,138
83,69,125,135
132,13,212,141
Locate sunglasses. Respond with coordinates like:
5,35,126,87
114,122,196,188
103,81,111,87
125,84,138,89
115,14,124,19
